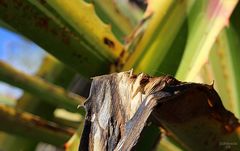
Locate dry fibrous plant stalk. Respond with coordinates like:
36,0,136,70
79,71,240,151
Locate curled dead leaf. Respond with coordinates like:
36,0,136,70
79,71,240,151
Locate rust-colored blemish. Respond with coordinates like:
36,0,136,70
115,7,120,14
130,74,137,79
31,117,75,135
163,129,172,137
210,109,240,133
103,37,115,48
1,104,75,135
61,33,70,45
60,27,70,45
216,48,234,104
113,58,124,70
224,124,233,132
140,75,149,85
114,57,120,66
64,142,69,150
119,49,125,58
113,49,126,70
35,16,49,31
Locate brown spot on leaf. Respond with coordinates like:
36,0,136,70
114,58,120,66
60,27,70,45
224,124,233,132
119,49,125,58
113,58,123,71
35,16,49,31
140,75,149,85
31,115,74,135
115,8,120,14
103,37,115,48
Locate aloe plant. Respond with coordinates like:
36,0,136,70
0,0,240,151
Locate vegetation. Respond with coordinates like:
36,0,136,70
0,0,239,150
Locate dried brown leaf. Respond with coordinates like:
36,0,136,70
79,71,240,151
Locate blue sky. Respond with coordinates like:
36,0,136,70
0,27,46,100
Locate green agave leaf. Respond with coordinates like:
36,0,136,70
0,104,74,146
231,2,240,36
123,0,188,76
156,137,183,151
16,55,76,118
206,27,240,118
0,95,15,106
176,0,238,81
65,123,85,151
121,1,239,150
44,0,123,58
85,0,134,41
0,61,84,113
0,0,124,77
113,0,143,27
0,19,17,33
0,56,78,151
